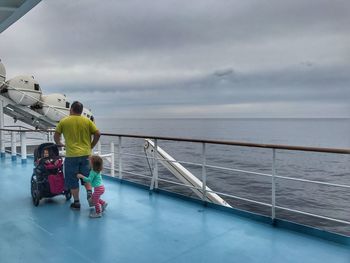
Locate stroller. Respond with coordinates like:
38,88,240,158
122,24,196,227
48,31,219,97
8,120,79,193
30,143,71,206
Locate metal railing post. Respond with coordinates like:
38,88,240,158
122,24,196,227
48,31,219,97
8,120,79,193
155,139,159,189
0,99,5,158
97,140,102,155
118,136,122,179
11,131,16,161
272,148,276,222
110,142,115,177
202,142,207,202
46,131,53,142
150,139,158,190
20,132,27,163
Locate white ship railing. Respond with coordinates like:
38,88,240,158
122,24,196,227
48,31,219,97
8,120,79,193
1,128,349,227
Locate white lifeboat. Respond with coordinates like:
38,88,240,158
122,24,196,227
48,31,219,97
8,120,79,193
39,93,70,122
39,94,95,122
6,75,42,106
82,107,95,122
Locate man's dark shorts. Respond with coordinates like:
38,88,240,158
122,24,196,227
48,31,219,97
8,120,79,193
64,156,90,189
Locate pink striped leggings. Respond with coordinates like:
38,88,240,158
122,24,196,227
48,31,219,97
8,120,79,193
92,185,105,214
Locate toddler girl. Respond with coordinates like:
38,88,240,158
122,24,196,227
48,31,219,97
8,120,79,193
77,155,107,218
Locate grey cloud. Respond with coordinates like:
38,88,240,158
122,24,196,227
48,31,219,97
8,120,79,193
0,0,349,118
213,68,234,77
38,1,350,52
2,0,349,64
55,64,350,111
48,61,349,90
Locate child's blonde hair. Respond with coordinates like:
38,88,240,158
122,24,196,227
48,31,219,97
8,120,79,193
90,155,103,172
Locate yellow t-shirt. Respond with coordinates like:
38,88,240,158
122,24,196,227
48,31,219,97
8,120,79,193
55,115,98,157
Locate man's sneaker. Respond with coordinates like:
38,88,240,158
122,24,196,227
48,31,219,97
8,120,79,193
88,198,94,207
102,203,108,212
89,212,102,218
70,202,81,210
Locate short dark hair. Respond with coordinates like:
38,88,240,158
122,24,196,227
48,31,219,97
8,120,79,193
71,101,83,114
90,155,103,172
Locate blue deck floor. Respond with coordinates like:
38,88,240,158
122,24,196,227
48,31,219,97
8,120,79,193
0,156,349,263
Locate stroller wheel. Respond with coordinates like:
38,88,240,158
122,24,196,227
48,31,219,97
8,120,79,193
65,191,72,201
32,190,40,206
31,175,37,199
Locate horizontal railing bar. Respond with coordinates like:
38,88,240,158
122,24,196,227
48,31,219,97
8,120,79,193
103,166,152,179
206,189,272,207
121,152,148,159
156,177,203,190
118,170,152,179
131,151,202,166
275,175,350,189
144,154,274,182
104,167,207,193
4,125,32,130
100,132,350,154
119,152,204,169
124,152,205,168
1,128,349,154
124,171,149,178
174,159,202,167
205,163,272,177
102,165,112,170
99,153,112,158
276,205,350,225
0,128,55,133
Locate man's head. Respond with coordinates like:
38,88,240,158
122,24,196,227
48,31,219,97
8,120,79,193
70,101,83,115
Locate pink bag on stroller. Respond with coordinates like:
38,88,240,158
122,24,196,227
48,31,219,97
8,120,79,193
48,171,64,194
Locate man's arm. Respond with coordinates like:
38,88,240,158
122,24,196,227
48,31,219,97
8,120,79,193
54,132,65,147
91,130,101,149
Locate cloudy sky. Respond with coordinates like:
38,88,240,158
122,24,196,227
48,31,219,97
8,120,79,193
0,0,349,118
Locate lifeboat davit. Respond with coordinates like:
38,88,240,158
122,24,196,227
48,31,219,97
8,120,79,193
6,75,42,106
0,60,5,84
39,93,70,122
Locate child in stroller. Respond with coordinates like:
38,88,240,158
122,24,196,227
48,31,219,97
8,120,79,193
31,143,71,206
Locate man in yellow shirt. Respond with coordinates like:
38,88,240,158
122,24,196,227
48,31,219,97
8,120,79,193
54,101,101,210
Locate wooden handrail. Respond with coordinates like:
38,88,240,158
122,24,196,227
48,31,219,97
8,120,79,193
0,128,349,154
101,133,350,154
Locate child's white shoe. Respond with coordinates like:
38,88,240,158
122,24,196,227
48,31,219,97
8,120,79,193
89,212,102,218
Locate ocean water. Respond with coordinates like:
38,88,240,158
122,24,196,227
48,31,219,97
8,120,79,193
97,118,350,148
95,118,350,235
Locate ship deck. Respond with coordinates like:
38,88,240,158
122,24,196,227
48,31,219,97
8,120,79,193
1,155,349,263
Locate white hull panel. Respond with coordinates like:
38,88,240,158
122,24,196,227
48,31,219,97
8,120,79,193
8,89,41,106
39,106,69,122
